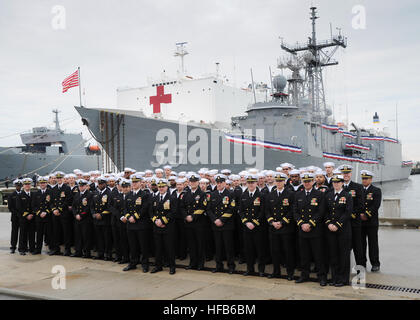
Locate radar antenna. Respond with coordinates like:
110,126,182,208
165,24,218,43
174,42,189,76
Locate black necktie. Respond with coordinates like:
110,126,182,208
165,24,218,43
160,195,163,202
250,193,253,198
335,193,338,201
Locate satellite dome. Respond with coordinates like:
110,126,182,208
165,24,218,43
273,75,287,92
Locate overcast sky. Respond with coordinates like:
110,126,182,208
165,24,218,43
1,0,419,160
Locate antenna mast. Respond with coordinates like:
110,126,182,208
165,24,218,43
52,109,61,131
174,42,189,76
280,7,347,121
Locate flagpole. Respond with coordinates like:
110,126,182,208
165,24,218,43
78,67,82,107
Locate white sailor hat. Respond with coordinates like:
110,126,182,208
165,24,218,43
144,169,153,174
306,165,318,172
299,167,308,173
13,179,22,185
315,170,326,177
163,165,172,170
73,169,82,174
338,164,353,173
323,162,336,168
198,168,207,174
89,177,96,182
221,169,231,175
289,169,301,176
238,171,248,177
82,172,90,177
274,172,288,181
67,173,77,179
107,175,117,181
257,173,266,179
171,171,177,176
248,168,259,175
275,167,283,172
229,174,240,181
281,163,294,169
215,174,227,183
168,175,177,181
124,167,135,172
92,170,101,175
226,180,232,184
22,177,33,184
361,170,374,178
155,168,164,173
300,172,314,181
199,178,209,184
77,179,89,186
136,172,145,177
97,176,108,183
178,171,187,177
265,170,275,177
175,178,185,184
209,169,219,175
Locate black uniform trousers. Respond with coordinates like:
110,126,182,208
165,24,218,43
74,219,92,255
185,225,206,268
174,218,187,259
128,228,151,267
95,224,112,257
35,218,52,252
51,214,72,251
204,218,215,260
118,222,129,260
10,213,20,250
234,215,245,260
327,232,351,284
269,233,295,276
243,229,265,273
111,217,122,259
213,230,235,269
18,217,35,253
361,225,380,267
153,224,175,268
351,225,364,266
299,236,326,279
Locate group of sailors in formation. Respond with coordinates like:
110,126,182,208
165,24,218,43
7,162,381,287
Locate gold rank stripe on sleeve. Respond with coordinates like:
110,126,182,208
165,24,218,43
152,216,157,222
366,210,372,217
23,212,29,217
297,219,304,226
134,213,140,219
282,217,290,224
193,209,204,215
221,213,232,218
125,214,130,219
242,218,248,223
325,219,331,224
101,211,111,214
336,222,343,228
162,216,169,224
267,217,274,223
309,219,316,227
252,219,260,226
351,213,356,219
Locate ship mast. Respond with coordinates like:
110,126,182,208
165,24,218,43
174,42,189,76
52,109,61,132
280,7,347,121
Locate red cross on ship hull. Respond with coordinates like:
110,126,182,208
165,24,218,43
149,85,172,113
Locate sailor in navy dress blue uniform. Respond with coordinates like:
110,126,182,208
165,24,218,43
150,179,177,275
265,172,296,280
239,174,266,276
339,164,365,268
324,174,353,286
360,170,382,272
8,179,22,254
293,173,327,286
207,174,236,274
16,178,35,255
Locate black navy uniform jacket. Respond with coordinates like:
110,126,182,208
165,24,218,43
7,190,20,219
265,188,296,234
239,189,265,232
343,181,364,227
207,188,235,231
314,184,330,193
72,190,94,222
182,188,208,227
51,184,72,218
16,191,33,220
150,192,176,233
324,189,353,236
261,184,277,195
293,188,326,238
287,183,304,193
92,188,113,226
125,189,152,230
171,189,187,220
361,184,382,227
32,189,53,223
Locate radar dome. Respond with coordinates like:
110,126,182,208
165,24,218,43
273,75,287,92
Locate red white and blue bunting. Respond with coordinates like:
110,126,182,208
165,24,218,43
361,136,398,143
323,152,379,164
402,160,413,167
225,134,302,153
345,143,370,151
321,124,340,131
322,124,398,143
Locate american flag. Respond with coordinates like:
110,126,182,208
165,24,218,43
62,69,79,93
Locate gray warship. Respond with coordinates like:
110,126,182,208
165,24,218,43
75,7,412,183
0,110,102,182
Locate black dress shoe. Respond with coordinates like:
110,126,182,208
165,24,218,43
228,268,235,275
212,267,223,273
334,282,345,287
104,256,111,261
63,250,71,256
142,266,149,273
320,278,327,287
185,265,197,270
169,268,176,275
123,265,137,271
71,253,82,258
371,265,380,272
287,275,294,281
243,271,252,276
19,252,26,256
197,266,204,271
151,267,163,274
259,272,265,277
329,281,336,286
268,273,280,279
93,255,104,260
83,254,91,259
113,257,121,263
10,249,16,254
295,276,308,284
